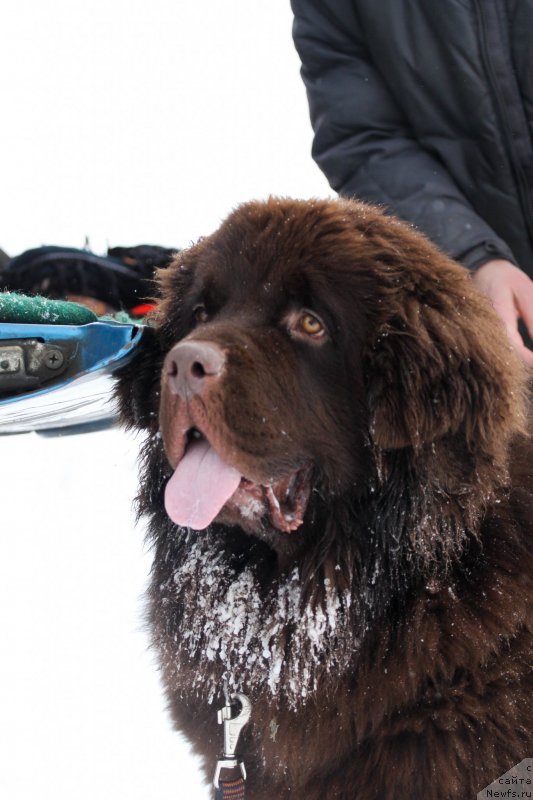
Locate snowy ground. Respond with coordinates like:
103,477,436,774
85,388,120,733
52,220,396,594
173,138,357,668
0,426,209,799
0,2,331,797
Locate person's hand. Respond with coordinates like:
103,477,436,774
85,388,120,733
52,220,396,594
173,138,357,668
472,259,533,367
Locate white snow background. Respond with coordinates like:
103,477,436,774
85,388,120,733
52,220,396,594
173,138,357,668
0,2,330,799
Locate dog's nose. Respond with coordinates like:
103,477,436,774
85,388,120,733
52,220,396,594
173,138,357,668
164,341,225,397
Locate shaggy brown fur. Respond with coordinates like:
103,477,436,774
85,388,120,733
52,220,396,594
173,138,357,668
116,198,533,799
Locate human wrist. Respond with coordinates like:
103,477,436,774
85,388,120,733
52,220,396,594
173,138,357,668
459,241,517,271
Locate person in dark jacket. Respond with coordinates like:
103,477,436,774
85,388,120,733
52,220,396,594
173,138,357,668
291,0,533,364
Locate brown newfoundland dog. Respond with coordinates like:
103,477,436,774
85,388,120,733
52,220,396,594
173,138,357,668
117,198,532,799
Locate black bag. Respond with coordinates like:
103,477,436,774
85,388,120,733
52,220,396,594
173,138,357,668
0,244,177,312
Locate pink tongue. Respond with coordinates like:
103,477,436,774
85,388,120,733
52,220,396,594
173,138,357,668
164,438,241,530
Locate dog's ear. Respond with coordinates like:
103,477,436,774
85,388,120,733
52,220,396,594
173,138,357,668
365,278,526,455
115,249,200,430
155,249,201,349
114,325,164,430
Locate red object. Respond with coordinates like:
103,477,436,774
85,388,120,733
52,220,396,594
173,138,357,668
130,303,156,317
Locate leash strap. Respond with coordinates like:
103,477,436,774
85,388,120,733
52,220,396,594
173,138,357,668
215,771,246,800
214,758,247,799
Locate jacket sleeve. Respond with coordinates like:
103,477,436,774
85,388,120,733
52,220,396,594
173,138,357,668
291,0,517,269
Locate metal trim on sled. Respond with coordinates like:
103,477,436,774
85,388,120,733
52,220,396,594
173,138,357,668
0,321,145,433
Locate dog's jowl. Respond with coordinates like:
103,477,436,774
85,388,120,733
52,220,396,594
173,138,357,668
117,198,532,800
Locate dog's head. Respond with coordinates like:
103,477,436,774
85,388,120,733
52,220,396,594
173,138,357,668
117,198,527,565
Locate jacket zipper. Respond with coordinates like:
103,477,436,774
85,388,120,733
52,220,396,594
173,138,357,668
473,0,533,247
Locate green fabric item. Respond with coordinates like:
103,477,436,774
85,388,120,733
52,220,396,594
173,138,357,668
0,292,97,325
99,309,138,324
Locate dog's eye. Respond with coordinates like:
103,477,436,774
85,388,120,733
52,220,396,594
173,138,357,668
193,304,209,324
287,310,329,344
300,313,324,336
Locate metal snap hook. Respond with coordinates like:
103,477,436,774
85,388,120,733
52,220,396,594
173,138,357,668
213,691,252,790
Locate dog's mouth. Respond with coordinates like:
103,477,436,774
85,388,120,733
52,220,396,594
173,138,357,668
163,427,312,534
